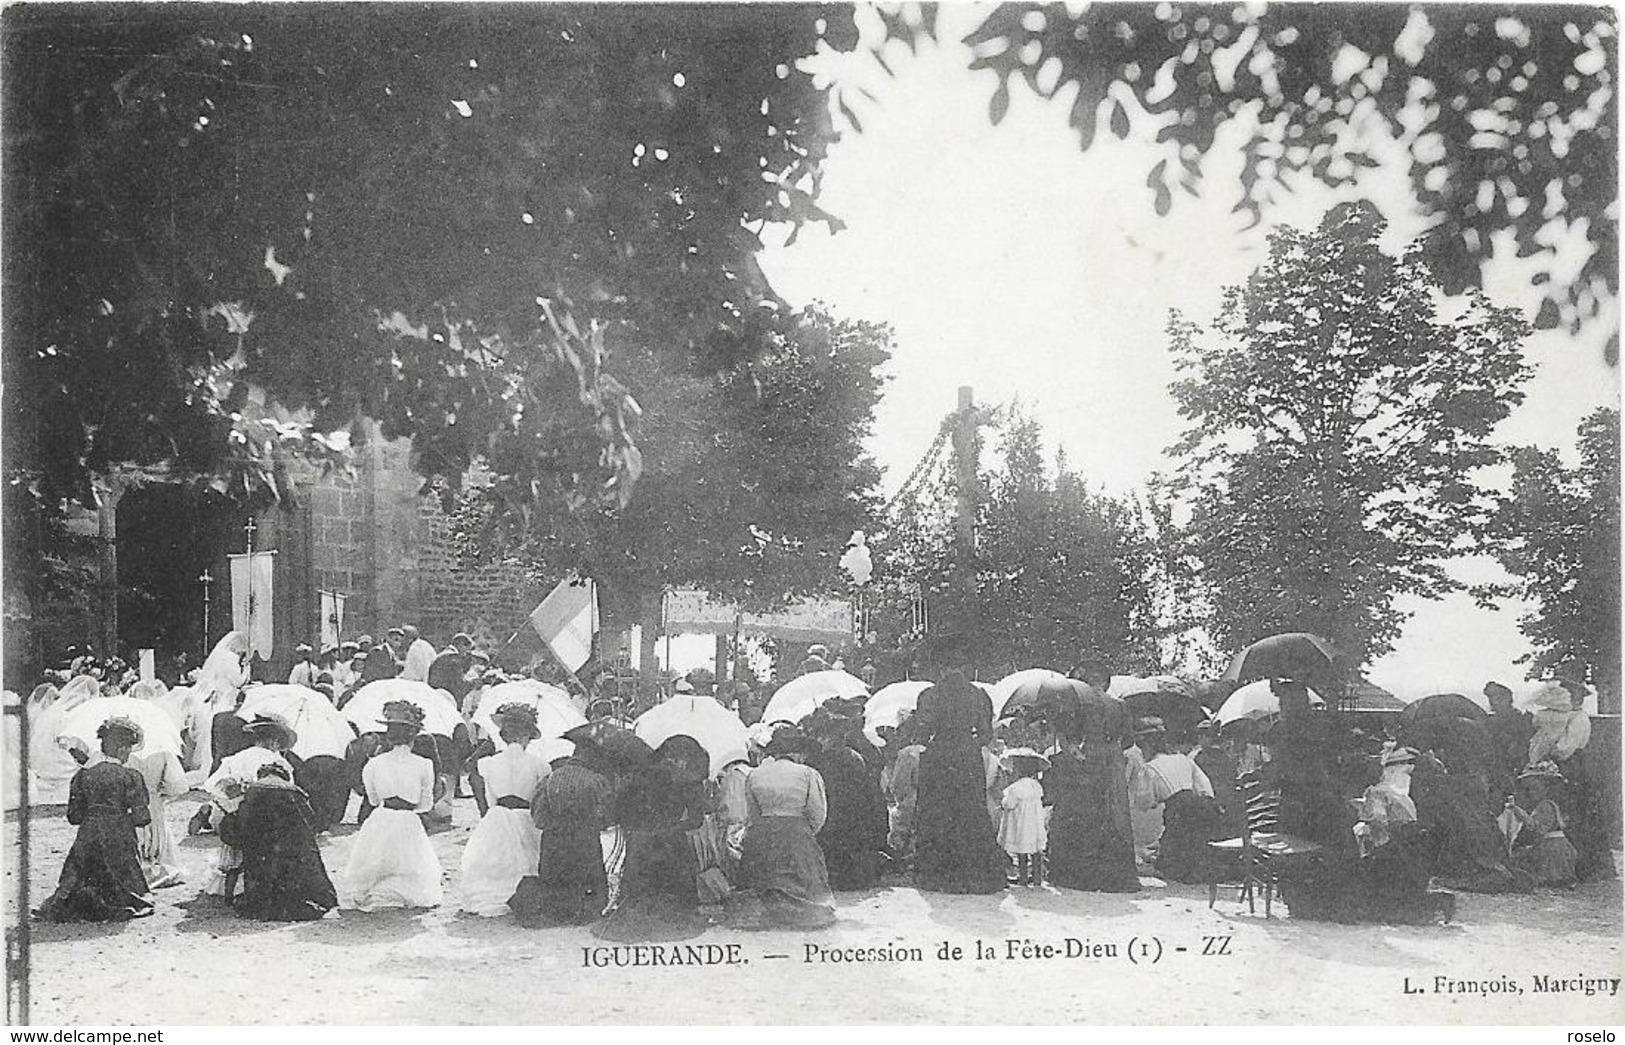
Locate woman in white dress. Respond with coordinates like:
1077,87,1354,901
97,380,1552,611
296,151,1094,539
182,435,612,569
187,632,251,777
342,701,442,910
131,744,189,888
459,703,548,916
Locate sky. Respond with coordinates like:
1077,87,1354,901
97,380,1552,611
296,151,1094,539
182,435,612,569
744,6,1619,698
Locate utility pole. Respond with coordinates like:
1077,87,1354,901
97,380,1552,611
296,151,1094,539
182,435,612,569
950,385,980,635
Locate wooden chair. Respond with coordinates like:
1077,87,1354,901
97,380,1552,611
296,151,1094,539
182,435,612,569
1206,771,1321,916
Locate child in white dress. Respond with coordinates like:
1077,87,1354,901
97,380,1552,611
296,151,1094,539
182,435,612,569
459,704,549,916
998,749,1050,886
341,701,442,910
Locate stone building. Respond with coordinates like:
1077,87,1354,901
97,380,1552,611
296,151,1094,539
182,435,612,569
12,425,545,684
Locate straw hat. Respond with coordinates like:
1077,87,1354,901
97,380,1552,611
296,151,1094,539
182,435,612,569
97,716,143,748
244,713,299,750
1517,760,1564,782
1380,745,1418,767
379,700,426,733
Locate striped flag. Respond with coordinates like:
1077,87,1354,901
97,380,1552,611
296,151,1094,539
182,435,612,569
528,576,599,672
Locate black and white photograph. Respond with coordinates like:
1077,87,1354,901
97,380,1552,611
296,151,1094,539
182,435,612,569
1,0,1619,1027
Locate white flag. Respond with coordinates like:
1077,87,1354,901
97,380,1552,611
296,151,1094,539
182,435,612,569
229,551,276,658
527,576,598,672
319,590,347,650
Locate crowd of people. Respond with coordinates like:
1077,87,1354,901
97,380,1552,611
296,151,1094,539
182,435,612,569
17,628,1617,938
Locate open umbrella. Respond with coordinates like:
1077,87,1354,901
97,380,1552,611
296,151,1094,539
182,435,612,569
1214,679,1326,726
989,668,1071,718
236,684,357,760
1399,693,1489,724
1223,633,1339,694
863,680,934,731
343,679,465,737
56,696,184,759
760,669,868,725
633,695,750,777
470,680,585,740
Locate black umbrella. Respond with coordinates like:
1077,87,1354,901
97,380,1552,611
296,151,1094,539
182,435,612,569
1222,633,1340,694
1399,693,1488,724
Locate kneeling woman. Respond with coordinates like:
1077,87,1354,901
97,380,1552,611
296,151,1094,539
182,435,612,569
341,702,443,910
219,763,339,920
459,703,549,916
733,728,836,929
36,718,154,922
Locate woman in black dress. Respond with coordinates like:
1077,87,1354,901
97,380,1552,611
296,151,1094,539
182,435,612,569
597,735,710,940
510,722,647,927
1043,731,1141,893
36,718,155,922
806,714,889,890
911,666,1008,894
218,762,339,921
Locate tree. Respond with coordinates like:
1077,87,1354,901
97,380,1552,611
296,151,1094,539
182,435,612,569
1487,408,1621,698
2,4,860,622
870,406,1160,676
452,304,889,685
1156,201,1532,670
887,3,1617,359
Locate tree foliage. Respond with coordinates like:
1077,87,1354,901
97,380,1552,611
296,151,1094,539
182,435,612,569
454,305,889,621
925,3,1618,359
871,406,1160,675
1156,201,1532,669
1488,408,1621,696
3,3,858,566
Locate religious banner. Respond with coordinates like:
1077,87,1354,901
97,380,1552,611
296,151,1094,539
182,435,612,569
319,589,347,651
228,551,276,658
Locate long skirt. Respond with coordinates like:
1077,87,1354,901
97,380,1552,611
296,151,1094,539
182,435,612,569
1278,830,1448,925
1511,835,1579,887
37,814,154,922
732,816,836,929
913,742,1009,894
340,808,443,911
223,800,340,922
459,808,541,917
137,797,185,889
1154,791,1225,884
597,826,707,941
1048,798,1140,892
510,820,607,927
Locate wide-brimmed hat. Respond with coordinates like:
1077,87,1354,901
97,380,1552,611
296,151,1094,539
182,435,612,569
97,716,143,748
379,700,426,733
1530,681,1577,711
673,679,695,695
763,726,816,759
340,640,360,652
244,713,299,749
1000,746,1052,771
563,721,653,768
1518,760,1564,782
295,643,313,655
493,702,541,739
1133,716,1166,735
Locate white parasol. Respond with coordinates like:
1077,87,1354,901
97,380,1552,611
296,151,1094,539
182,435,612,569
470,680,585,740
55,696,184,759
760,669,869,725
1213,679,1326,725
343,679,465,737
237,684,357,759
863,680,934,731
633,695,751,777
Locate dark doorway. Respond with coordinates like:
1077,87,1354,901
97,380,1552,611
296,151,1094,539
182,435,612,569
116,485,237,673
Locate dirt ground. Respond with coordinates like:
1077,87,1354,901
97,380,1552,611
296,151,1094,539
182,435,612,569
6,791,1623,1026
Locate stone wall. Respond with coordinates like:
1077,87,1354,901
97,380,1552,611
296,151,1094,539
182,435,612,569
304,427,543,651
